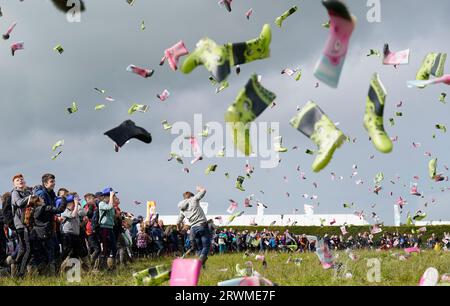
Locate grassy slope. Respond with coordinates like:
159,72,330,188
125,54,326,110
1,250,449,286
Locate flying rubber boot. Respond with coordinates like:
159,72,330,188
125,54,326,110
221,0,232,12
314,0,356,88
274,136,288,152
205,164,218,175
225,74,276,155
364,73,393,153
429,158,437,180
416,52,447,87
236,176,245,191
275,6,298,28
128,103,148,115
180,38,231,82
290,101,346,172
162,120,172,130
227,24,272,67
164,41,189,71
428,158,445,181
227,122,252,156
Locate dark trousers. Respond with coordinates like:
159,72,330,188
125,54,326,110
61,233,83,260
54,230,62,262
30,232,54,267
87,234,101,260
191,224,211,258
79,230,88,258
0,226,6,266
100,228,116,257
16,228,31,276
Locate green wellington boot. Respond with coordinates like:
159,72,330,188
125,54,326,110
142,270,171,286
205,164,218,175
225,74,276,156
227,24,272,66
275,6,298,28
236,175,245,191
429,158,437,180
364,73,393,153
181,38,231,83
162,120,172,130
133,265,171,286
290,101,346,172
416,52,447,88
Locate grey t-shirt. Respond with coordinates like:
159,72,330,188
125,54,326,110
177,190,207,228
61,205,86,235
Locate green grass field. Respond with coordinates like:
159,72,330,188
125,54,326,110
1,250,449,286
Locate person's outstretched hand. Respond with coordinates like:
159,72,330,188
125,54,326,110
196,186,205,192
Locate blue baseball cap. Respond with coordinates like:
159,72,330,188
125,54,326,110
101,187,118,196
66,194,75,203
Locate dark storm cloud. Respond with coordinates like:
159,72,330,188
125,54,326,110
0,0,449,223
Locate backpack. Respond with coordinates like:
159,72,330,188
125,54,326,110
91,205,108,233
137,232,149,249
1,194,15,230
91,207,100,233
23,205,36,228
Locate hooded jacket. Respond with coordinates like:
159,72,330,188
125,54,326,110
11,187,32,230
33,185,57,207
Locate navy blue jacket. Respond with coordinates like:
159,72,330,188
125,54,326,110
33,185,57,207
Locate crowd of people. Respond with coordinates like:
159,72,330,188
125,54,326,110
210,229,450,254
0,173,140,278
0,174,449,279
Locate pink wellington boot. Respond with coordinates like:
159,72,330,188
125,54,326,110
163,41,189,71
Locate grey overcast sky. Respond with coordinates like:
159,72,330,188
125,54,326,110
0,0,449,225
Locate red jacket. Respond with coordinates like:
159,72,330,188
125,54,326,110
83,203,96,236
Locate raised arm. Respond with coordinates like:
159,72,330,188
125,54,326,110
99,192,115,211
77,203,87,217
71,199,79,218
193,186,206,201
